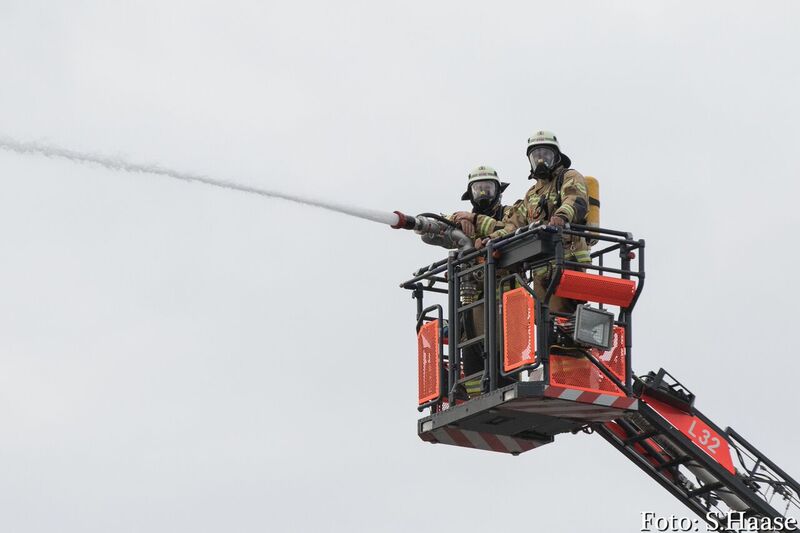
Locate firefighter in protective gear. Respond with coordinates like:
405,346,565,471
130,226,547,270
481,131,591,314
446,166,517,397
449,165,515,239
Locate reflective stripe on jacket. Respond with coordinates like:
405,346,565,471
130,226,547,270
489,167,590,262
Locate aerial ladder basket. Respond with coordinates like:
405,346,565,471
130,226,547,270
401,223,799,529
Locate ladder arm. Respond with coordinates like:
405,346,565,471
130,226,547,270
596,374,800,530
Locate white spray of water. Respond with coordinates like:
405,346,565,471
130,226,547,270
0,137,401,227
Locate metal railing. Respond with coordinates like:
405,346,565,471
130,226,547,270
403,223,645,412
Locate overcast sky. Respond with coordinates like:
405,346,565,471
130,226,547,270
1,1,799,532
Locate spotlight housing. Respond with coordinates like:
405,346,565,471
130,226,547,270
574,305,615,350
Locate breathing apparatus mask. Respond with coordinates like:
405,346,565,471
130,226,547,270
470,180,499,212
528,145,560,178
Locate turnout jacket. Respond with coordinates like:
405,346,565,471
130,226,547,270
448,202,520,239
488,167,591,262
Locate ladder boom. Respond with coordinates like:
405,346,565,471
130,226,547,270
597,370,799,528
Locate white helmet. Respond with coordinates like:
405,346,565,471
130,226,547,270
461,165,509,210
526,130,571,176
526,130,560,153
467,165,499,184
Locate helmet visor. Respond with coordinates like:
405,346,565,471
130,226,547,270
528,146,558,169
470,180,498,202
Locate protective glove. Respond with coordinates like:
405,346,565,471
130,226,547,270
548,215,567,227
475,238,488,250
458,219,475,237
452,211,477,238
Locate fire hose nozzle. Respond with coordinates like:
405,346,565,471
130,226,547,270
391,211,416,230
391,211,473,252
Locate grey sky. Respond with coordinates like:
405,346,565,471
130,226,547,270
1,1,799,531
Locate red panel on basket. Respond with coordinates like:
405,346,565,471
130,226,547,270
503,287,536,372
417,320,441,405
549,326,626,396
554,270,636,307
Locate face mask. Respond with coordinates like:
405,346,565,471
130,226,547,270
470,180,499,211
531,161,551,179
528,146,558,172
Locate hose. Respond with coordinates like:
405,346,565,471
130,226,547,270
417,213,459,228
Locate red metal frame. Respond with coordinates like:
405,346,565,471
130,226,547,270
643,396,736,474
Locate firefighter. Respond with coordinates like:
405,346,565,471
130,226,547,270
418,165,513,249
449,165,513,239
444,166,518,397
478,130,590,314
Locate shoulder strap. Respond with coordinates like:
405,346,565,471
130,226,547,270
554,167,567,208
554,167,590,225
491,202,505,221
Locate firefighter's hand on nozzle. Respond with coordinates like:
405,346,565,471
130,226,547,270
458,219,475,237
452,211,476,238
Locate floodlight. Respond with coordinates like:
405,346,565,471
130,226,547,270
574,305,614,350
